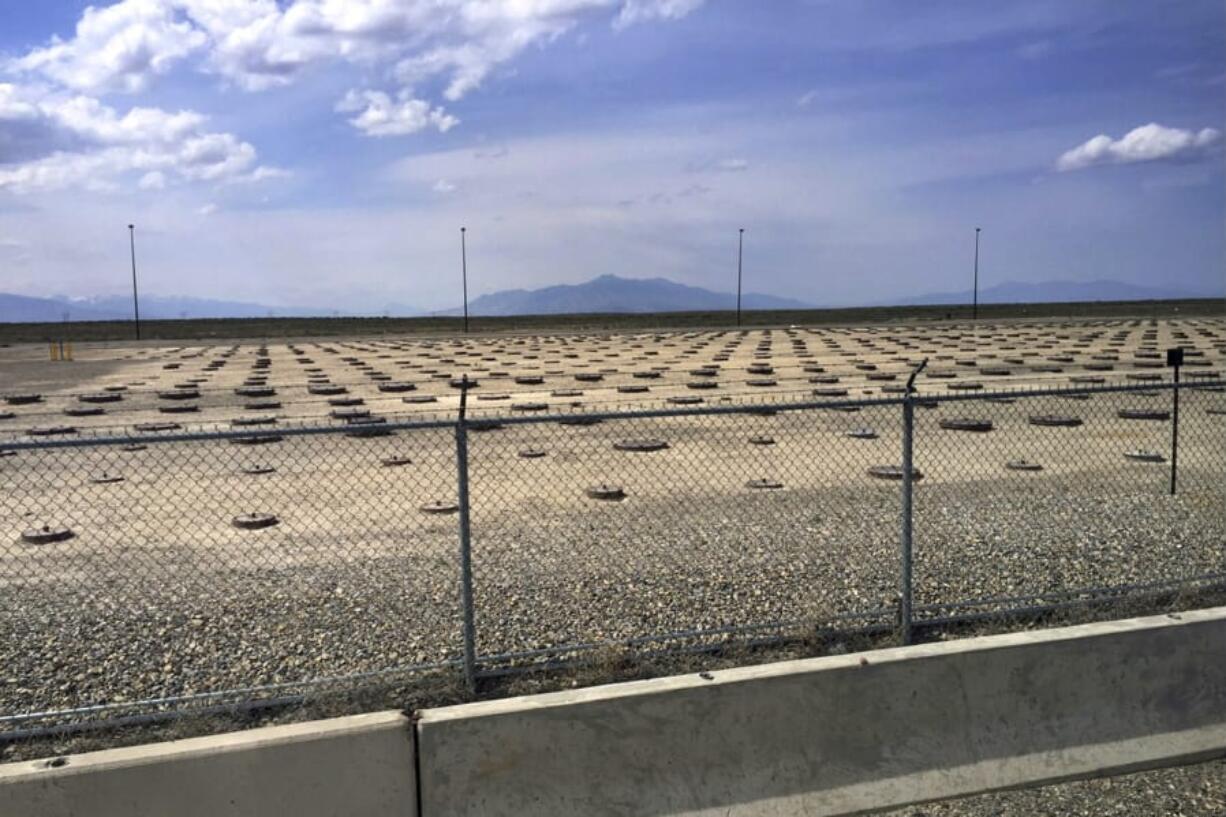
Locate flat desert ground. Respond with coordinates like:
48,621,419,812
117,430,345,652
1,316,1223,724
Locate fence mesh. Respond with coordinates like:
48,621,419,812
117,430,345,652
1,376,1223,752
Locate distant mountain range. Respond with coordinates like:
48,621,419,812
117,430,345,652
891,279,1221,307
0,293,422,323
0,275,1219,323
448,274,810,316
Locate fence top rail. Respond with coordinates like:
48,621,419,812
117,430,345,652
0,374,1217,450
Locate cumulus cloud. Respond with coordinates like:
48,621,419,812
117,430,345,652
11,0,207,94
335,89,457,137
0,82,276,193
8,0,707,133
1057,123,1222,171
432,178,457,193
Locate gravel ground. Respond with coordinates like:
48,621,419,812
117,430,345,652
885,759,1226,816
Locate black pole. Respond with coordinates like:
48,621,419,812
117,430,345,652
128,224,141,341
972,227,980,321
736,228,744,327
460,227,469,334
1170,364,1180,496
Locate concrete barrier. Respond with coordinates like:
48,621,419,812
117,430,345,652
3,608,1225,817
0,711,416,817
417,607,1226,816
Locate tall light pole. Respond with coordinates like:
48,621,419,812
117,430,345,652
460,226,469,333
736,227,744,327
972,226,981,321
128,224,141,340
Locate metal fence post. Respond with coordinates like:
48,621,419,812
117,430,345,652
454,377,478,694
1170,366,1181,496
899,359,927,646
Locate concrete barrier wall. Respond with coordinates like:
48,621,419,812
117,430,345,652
3,608,1225,817
0,711,416,817
416,607,1226,816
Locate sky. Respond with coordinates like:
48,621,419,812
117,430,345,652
0,0,1223,314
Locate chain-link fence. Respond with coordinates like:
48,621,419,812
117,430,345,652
1,375,1223,748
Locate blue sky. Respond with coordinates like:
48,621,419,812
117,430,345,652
1,0,1223,313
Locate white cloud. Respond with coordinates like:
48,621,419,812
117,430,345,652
10,0,207,94
714,157,749,172
432,178,457,193
795,90,818,108
1057,123,1222,171
615,0,706,29
197,202,218,215
138,170,166,189
0,82,273,193
335,89,457,137
9,0,708,135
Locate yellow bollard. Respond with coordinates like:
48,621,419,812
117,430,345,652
50,342,59,361
64,342,73,361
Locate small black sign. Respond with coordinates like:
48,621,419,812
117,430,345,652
1166,347,1184,367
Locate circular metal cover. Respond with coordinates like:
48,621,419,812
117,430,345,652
1123,450,1166,463
378,382,417,393
518,448,548,458
22,525,74,545
64,407,105,417
617,385,649,393
241,464,275,475
420,500,459,514
687,380,718,389
514,376,545,385
158,390,199,400
308,385,348,395
585,483,626,500
27,425,77,436
90,472,124,484
747,379,777,387
159,404,199,414
668,395,703,405
745,478,783,490
1028,414,1083,427
748,435,775,445
867,465,924,481
613,438,669,452
233,513,279,530
328,397,364,406
232,415,277,426
511,402,549,412
79,392,122,404
1005,460,1043,472
245,401,281,410
230,434,283,446
846,428,878,439
6,394,43,405
403,395,438,403
235,387,276,397
939,417,994,432
381,455,413,467
813,388,848,397
1117,408,1170,421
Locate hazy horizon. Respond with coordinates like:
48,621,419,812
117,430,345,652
2,1,1223,314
